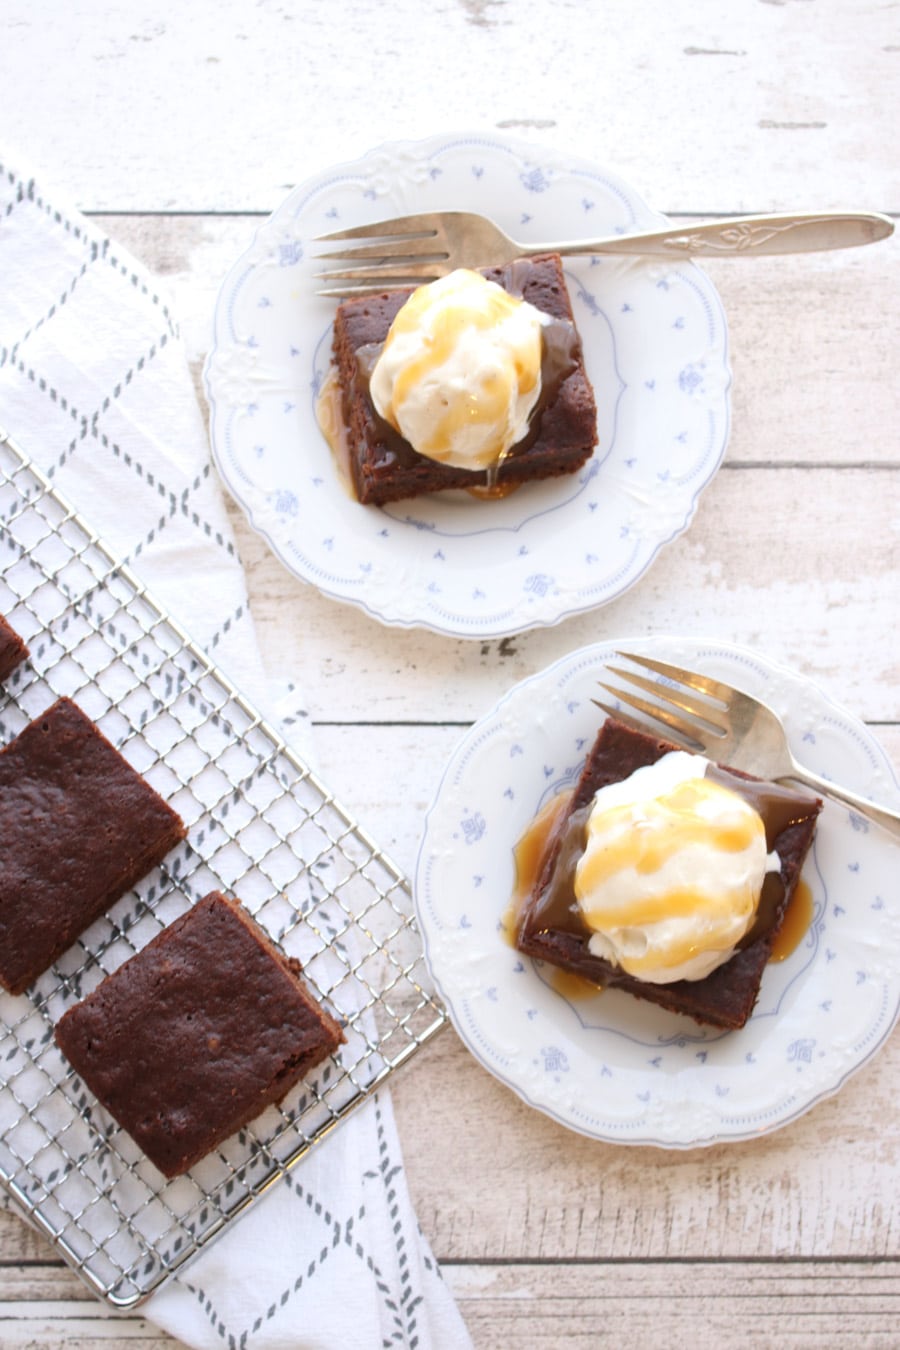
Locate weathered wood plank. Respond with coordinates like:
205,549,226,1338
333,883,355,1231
0,1308,172,1347
0,1264,176,1344
218,465,900,728
389,1024,900,1263
3,0,897,213
1,1259,898,1349
446,1260,900,1349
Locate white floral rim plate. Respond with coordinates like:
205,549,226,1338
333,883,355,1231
204,133,731,638
414,637,900,1147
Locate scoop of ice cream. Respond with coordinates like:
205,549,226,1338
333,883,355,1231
573,751,777,984
368,268,545,471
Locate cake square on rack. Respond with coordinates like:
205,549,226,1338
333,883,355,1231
55,890,346,1177
0,696,186,994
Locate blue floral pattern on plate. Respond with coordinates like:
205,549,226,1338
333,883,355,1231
414,636,900,1146
204,133,731,637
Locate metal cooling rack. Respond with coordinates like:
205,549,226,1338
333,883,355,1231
0,429,448,1309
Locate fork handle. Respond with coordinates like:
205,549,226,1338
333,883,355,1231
525,211,894,260
780,761,900,840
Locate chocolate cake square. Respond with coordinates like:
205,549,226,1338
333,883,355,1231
0,614,28,682
331,253,598,505
55,890,346,1177
0,697,186,994
514,718,822,1030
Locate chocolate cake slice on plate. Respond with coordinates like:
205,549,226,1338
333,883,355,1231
330,253,598,505
514,718,822,1030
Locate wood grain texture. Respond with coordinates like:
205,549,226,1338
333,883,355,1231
1,3,898,1346
389,1025,900,1262
2,0,898,213
221,464,900,724
2,1254,899,1349
445,1261,900,1349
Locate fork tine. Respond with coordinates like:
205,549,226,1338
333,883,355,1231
596,680,722,750
591,697,699,749
316,272,442,298
315,260,445,286
315,213,442,243
315,236,449,263
605,664,731,735
615,650,735,705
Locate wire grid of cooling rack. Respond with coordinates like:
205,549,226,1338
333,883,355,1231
0,429,448,1309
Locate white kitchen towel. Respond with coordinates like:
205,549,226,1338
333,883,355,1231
0,151,471,1350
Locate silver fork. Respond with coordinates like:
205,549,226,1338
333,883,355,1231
594,651,900,840
314,209,894,296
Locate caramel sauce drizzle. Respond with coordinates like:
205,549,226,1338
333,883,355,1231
315,260,582,499
380,279,541,466
576,778,763,933
509,772,814,979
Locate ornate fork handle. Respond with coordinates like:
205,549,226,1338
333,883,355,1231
781,757,900,840
537,211,894,260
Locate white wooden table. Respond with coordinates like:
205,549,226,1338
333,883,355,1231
1,2,899,1345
